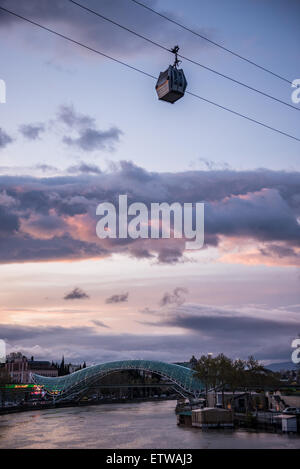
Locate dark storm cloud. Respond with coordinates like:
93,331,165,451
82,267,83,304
0,316,296,363
159,287,188,307
1,323,202,363
55,197,89,216
0,127,13,148
205,188,300,244
19,123,45,140
0,206,19,234
0,164,299,264
16,189,51,215
0,0,215,60
0,233,105,263
137,303,300,362
24,213,66,232
159,312,298,338
106,293,129,304
64,287,89,300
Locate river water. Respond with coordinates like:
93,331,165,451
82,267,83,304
0,400,299,449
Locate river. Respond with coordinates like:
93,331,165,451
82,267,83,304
0,400,299,449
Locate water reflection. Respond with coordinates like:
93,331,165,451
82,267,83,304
0,400,299,449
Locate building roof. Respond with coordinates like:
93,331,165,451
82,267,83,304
28,361,54,370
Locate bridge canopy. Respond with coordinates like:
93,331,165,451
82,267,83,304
32,359,203,399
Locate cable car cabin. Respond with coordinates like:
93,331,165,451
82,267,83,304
155,65,187,104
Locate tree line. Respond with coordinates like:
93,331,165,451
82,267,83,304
194,354,281,406
52,356,87,376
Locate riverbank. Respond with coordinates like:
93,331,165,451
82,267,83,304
0,395,174,416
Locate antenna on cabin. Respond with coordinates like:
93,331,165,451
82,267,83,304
171,45,181,68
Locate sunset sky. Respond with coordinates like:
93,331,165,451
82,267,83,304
0,0,299,365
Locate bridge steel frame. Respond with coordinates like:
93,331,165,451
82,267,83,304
32,360,204,402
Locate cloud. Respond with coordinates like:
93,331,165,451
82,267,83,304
1,105,121,153
0,127,13,148
58,104,94,129
1,323,202,363
160,310,298,338
0,165,299,265
1,310,297,364
259,244,297,259
159,287,188,307
35,164,58,173
0,0,216,61
106,292,129,304
0,234,106,263
0,206,19,234
193,158,231,171
63,287,89,300
171,303,299,331
63,127,122,152
92,320,110,329
0,190,16,208
205,188,300,244
67,162,102,174
19,123,45,140
58,105,122,152
138,303,300,363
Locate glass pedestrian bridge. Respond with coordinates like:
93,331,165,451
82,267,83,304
32,360,204,400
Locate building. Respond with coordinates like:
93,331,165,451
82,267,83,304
28,359,58,378
5,353,58,383
68,364,80,374
281,415,298,433
267,390,300,412
207,391,268,412
5,353,28,383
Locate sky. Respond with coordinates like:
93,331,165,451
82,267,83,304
0,0,299,366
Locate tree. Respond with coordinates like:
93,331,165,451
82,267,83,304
189,355,198,369
215,354,233,408
229,359,246,396
195,353,280,411
58,356,69,376
194,355,218,403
